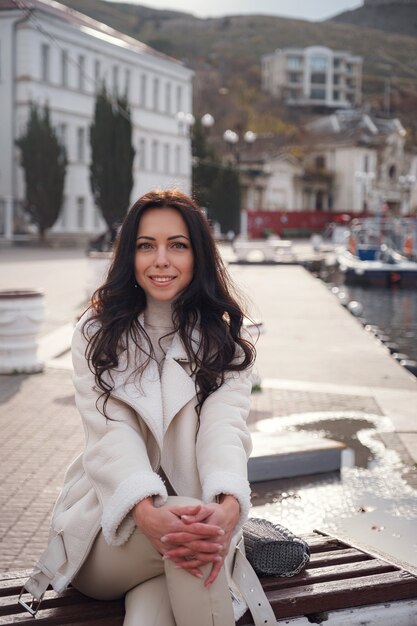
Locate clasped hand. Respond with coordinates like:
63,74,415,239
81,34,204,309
133,497,240,586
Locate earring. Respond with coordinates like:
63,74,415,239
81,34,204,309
134,282,138,289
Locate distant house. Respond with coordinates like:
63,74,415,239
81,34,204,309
305,110,415,215
261,46,362,110
0,0,193,240
238,111,416,220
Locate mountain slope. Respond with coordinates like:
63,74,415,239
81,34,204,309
58,1,417,144
330,2,417,39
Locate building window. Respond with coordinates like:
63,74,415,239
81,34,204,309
112,65,119,95
175,145,181,174
140,74,147,107
164,143,170,173
61,50,68,86
139,138,146,169
288,72,299,84
152,140,159,171
153,77,160,110
176,85,183,112
287,56,302,70
311,72,326,84
310,56,328,72
60,196,68,228
388,164,396,180
315,190,324,211
364,154,369,173
125,68,131,97
333,90,340,101
165,82,172,113
94,60,101,89
310,88,326,100
77,127,85,162
41,44,50,82
315,156,326,170
78,55,85,91
76,197,85,228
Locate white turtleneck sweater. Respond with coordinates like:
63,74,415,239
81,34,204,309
143,296,175,373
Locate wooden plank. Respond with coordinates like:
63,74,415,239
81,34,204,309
0,597,124,625
307,547,371,567
305,536,347,552
266,570,417,620
260,558,396,591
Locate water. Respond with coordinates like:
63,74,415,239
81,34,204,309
251,411,417,573
322,266,417,363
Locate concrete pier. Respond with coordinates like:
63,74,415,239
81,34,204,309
0,246,416,572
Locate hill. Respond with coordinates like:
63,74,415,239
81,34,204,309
61,0,417,146
330,2,417,39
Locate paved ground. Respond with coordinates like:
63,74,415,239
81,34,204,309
1,243,417,572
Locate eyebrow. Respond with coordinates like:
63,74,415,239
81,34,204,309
136,234,190,241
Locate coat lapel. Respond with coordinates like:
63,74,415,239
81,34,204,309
110,330,164,449
110,320,198,446
161,329,198,433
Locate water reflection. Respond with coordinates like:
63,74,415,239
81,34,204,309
251,411,417,571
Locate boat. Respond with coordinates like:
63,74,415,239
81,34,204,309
336,217,417,287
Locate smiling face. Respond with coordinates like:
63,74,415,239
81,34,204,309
134,206,194,302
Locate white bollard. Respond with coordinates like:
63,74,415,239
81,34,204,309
0,290,45,374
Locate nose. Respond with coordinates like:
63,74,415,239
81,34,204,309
154,245,170,267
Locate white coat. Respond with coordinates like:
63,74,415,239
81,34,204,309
24,312,253,603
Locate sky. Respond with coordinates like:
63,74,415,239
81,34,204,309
105,0,363,21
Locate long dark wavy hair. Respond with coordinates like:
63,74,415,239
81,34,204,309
85,189,256,417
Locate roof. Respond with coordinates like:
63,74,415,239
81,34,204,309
2,0,187,67
307,109,406,146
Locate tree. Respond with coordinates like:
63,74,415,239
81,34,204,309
90,88,135,230
191,117,241,234
16,103,67,240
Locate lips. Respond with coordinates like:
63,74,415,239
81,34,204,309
149,275,176,284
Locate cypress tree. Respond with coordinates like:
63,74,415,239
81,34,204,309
16,103,67,241
90,88,135,230
191,118,241,234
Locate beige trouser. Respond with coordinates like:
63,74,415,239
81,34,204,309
72,496,236,626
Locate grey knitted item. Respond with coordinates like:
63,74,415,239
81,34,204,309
242,517,310,577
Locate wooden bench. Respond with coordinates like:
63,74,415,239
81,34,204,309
2,532,417,625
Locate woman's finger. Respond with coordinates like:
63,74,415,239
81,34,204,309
165,541,222,558
162,524,224,543
204,559,224,587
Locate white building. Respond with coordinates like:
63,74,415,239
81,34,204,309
236,111,416,217
305,110,415,215
240,154,303,211
0,0,193,240
262,46,362,109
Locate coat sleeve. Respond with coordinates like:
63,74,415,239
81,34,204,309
196,364,253,527
71,321,168,546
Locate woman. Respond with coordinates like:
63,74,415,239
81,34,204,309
21,190,256,625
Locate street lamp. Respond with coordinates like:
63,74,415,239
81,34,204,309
223,129,257,163
201,113,215,130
